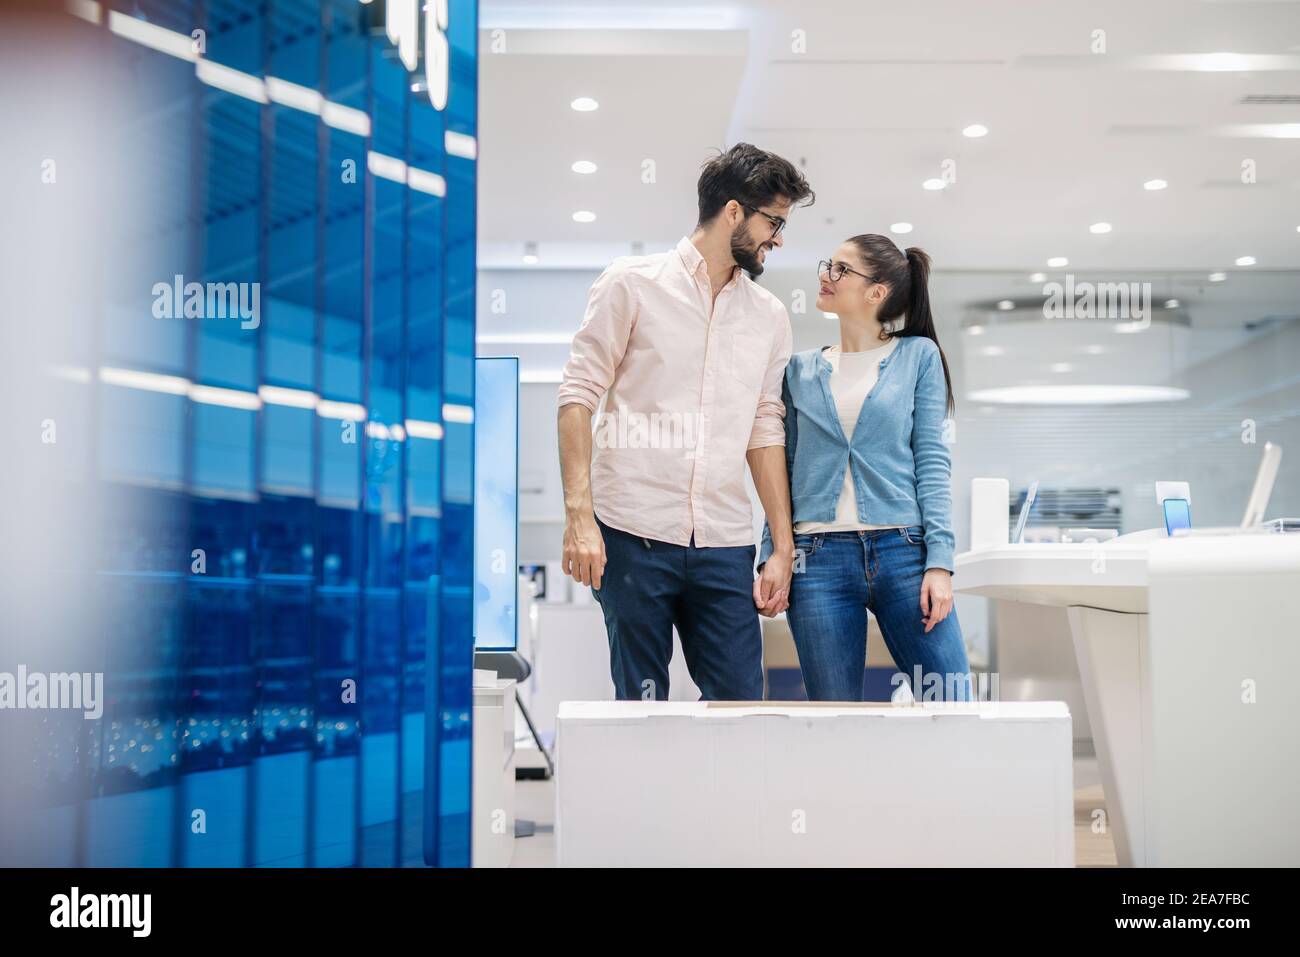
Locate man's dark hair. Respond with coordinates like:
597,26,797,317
695,143,815,227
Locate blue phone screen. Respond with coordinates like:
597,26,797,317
1163,498,1192,536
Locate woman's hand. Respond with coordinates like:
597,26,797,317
754,550,793,618
920,568,954,634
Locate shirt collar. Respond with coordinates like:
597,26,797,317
676,236,740,287
676,236,706,276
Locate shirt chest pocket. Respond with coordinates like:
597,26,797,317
723,329,769,389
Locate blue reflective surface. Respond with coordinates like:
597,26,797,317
25,0,478,868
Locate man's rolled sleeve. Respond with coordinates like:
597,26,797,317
557,263,635,413
747,310,793,451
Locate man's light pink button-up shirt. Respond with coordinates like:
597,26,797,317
558,236,793,548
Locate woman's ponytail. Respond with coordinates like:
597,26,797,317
848,236,956,414
904,247,933,332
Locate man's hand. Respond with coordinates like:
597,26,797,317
753,549,793,618
746,444,795,619
920,568,954,634
563,510,607,590
558,403,605,589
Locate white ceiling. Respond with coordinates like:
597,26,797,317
479,0,1300,272
476,0,1300,415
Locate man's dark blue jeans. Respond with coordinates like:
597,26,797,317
591,514,763,701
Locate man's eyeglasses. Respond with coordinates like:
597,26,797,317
741,203,787,238
818,259,876,283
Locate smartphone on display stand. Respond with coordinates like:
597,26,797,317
1163,498,1192,536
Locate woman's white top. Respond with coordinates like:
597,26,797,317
793,339,905,535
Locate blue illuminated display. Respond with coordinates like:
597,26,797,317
12,0,478,868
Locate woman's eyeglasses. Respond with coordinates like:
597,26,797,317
818,259,876,283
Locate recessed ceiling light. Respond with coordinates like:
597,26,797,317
890,222,913,234
572,210,596,223
822,312,837,319
1050,362,1074,374
967,325,985,336
1235,255,1256,266
1047,256,1069,268
922,178,946,191
1144,179,1168,191
967,385,1190,405
1164,298,1180,309
1084,345,1106,355
1029,272,1047,283
1295,225,1300,232
962,124,989,138
1089,222,1112,234
996,300,1014,311
1193,52,1251,72
570,97,599,112
1225,123,1300,139
571,160,597,174
522,254,539,264
1114,321,1146,334
979,346,1006,357
1209,272,1227,282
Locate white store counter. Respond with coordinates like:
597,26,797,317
556,699,1074,868
472,675,516,868
956,531,1300,866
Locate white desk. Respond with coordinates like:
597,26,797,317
956,532,1300,866
472,677,516,868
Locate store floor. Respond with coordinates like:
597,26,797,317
508,753,1118,867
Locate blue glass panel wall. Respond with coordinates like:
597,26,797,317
17,0,477,868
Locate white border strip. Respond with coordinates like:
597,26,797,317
266,76,324,115
107,10,197,61
322,101,371,137
443,403,474,424
78,366,455,441
445,131,477,160
407,167,447,197
368,151,408,183
196,59,269,104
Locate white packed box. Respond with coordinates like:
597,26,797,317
556,700,1073,867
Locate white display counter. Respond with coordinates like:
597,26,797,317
555,700,1074,867
472,676,516,868
956,531,1300,866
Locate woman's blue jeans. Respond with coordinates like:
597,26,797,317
785,526,972,702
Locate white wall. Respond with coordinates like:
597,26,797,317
486,264,1300,545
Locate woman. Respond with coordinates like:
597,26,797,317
758,234,970,702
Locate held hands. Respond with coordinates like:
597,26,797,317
920,568,954,634
562,510,606,590
753,549,793,618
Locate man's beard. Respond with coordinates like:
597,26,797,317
730,222,771,278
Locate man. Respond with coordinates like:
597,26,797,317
556,143,814,700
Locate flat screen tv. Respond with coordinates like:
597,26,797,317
473,356,519,650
